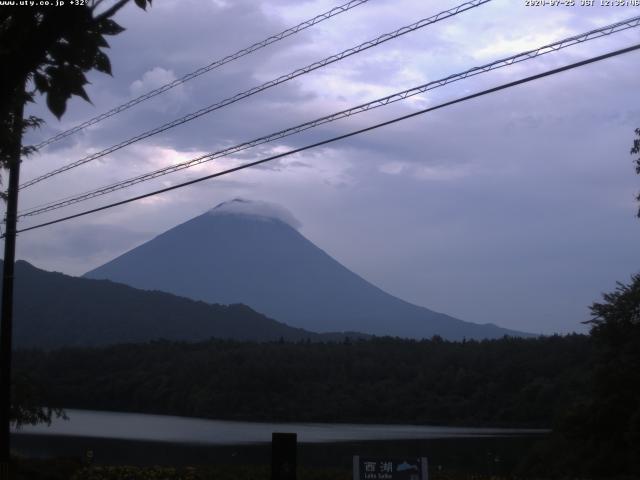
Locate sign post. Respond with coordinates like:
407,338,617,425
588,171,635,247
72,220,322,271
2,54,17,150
272,432,297,480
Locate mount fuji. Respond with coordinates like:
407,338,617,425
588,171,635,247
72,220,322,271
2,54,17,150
85,199,529,340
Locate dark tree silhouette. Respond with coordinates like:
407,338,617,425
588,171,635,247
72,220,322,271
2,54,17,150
523,134,640,478
0,0,152,174
585,274,640,475
541,275,640,477
0,2,152,469
13,335,592,428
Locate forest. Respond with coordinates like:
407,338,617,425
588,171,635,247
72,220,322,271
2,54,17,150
12,273,640,478
14,334,590,428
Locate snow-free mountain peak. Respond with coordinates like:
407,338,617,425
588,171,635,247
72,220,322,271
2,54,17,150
85,200,532,340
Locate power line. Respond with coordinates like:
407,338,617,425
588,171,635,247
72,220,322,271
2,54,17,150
32,0,372,151
20,0,492,190
13,42,640,236
18,14,640,219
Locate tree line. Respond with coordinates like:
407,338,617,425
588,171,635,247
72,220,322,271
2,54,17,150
15,334,591,428
12,272,640,477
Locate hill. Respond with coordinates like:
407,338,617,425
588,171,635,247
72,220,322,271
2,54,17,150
1,260,353,348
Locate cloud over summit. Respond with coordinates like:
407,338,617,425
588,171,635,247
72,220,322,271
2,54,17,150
209,198,302,229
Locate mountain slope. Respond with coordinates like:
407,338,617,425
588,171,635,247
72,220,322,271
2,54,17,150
85,199,529,340
1,260,347,349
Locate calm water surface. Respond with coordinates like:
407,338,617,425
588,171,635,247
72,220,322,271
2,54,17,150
14,409,545,445
13,410,548,473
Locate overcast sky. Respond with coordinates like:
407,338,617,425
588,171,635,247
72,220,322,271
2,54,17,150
7,0,640,334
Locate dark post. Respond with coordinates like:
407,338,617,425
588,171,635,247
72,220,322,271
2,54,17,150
271,432,297,480
0,87,24,480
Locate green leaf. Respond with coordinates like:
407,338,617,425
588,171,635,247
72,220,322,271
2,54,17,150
73,84,91,104
23,116,45,131
99,19,125,36
94,50,112,75
94,33,110,48
64,68,92,103
33,72,49,93
46,65,92,110
46,91,67,119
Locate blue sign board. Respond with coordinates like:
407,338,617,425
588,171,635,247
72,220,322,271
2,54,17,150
353,456,428,480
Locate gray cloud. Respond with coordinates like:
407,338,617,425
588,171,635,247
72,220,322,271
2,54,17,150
16,223,152,276
8,0,640,334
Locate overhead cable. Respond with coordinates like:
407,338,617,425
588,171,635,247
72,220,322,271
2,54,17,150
13,42,640,236
18,15,640,218
20,0,492,189
33,0,372,150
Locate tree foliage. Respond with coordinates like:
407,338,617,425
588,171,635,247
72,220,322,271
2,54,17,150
585,273,640,475
10,370,66,429
542,274,640,477
14,335,591,428
0,0,152,174
0,0,151,426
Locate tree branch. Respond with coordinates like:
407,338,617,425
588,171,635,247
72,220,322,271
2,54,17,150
95,0,130,21
90,0,107,12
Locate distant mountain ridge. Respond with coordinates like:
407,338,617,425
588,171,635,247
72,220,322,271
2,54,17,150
1,260,359,349
85,199,530,340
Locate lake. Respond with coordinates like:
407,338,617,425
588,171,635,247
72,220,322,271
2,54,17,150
14,409,545,444
12,409,547,473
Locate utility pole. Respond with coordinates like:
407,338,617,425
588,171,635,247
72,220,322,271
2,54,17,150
0,85,25,480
